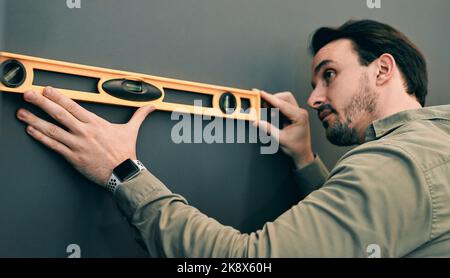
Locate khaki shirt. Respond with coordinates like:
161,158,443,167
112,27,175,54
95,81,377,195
115,105,450,257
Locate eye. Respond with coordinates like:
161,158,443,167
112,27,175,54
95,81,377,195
323,69,336,84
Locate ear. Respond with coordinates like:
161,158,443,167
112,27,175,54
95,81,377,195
375,53,396,86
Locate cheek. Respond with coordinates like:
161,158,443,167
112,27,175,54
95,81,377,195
326,86,346,115
328,75,360,114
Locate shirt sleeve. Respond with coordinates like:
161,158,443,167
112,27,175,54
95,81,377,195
292,154,329,196
114,142,432,258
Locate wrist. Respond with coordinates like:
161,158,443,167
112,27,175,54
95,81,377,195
293,151,315,169
106,159,146,194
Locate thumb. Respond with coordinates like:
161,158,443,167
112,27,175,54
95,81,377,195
128,105,156,130
253,120,280,142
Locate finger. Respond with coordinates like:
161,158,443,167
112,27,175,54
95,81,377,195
26,125,73,158
128,105,156,131
253,89,299,107
17,108,77,148
23,89,83,133
274,91,299,106
42,86,92,123
253,120,280,141
259,91,300,120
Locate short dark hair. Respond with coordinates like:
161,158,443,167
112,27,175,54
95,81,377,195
310,19,428,106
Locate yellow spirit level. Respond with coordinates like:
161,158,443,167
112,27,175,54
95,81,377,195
0,52,260,121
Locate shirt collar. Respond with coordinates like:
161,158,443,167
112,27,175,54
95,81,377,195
364,105,450,142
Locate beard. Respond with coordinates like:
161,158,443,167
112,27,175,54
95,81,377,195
323,73,378,146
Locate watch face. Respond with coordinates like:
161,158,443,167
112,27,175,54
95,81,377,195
113,159,140,182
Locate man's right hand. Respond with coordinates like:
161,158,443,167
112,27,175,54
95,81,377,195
252,89,315,168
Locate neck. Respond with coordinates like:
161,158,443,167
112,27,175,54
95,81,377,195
376,93,422,120
356,91,422,144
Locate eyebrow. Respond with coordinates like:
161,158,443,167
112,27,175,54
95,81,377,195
314,59,333,75
311,59,334,89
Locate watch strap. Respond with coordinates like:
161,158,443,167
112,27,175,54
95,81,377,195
106,159,146,194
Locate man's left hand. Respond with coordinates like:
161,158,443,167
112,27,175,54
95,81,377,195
16,86,155,186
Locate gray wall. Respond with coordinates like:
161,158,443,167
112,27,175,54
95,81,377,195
0,0,449,257
0,0,3,48
0,0,4,126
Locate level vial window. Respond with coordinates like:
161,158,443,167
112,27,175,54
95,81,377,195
123,80,143,93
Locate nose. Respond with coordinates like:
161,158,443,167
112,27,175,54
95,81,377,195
307,88,327,110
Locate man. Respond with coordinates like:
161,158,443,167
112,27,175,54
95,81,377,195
15,20,450,257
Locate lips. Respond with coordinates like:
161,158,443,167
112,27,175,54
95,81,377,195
319,110,332,122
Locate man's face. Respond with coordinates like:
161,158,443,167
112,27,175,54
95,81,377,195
308,39,378,146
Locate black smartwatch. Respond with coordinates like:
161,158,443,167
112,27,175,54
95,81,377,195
106,159,146,193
